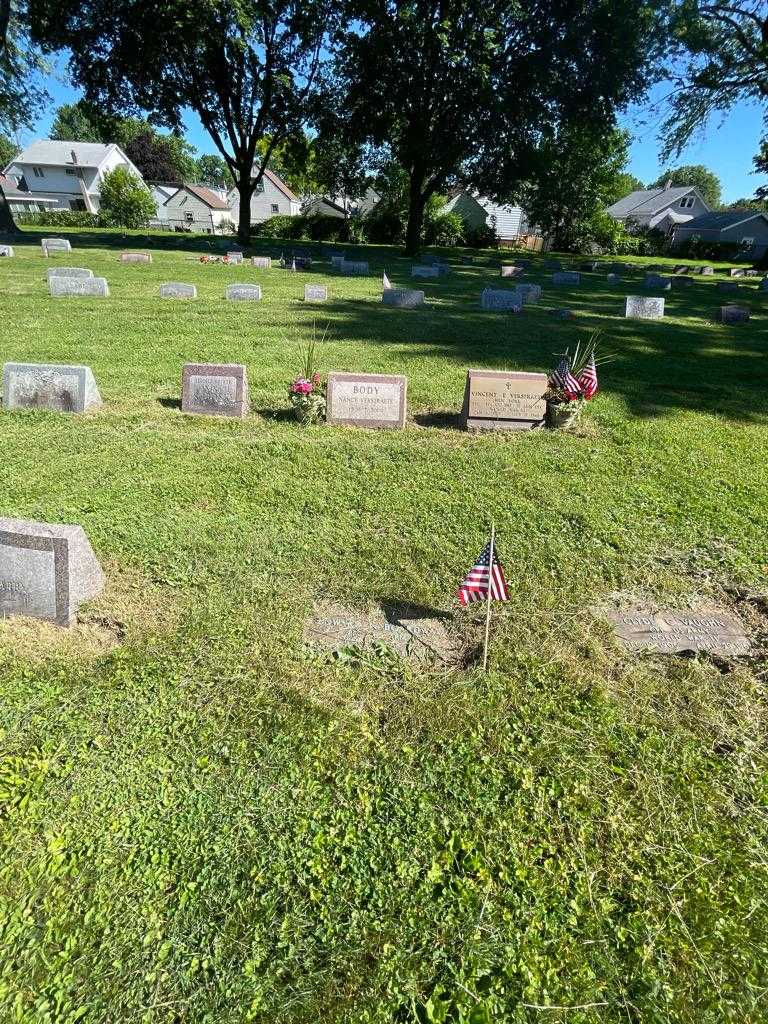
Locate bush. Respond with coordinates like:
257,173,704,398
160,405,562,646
98,167,157,229
424,210,465,247
258,214,355,242
674,237,752,262
15,210,99,228
463,221,499,249
363,204,405,245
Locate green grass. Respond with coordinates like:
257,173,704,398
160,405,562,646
1,228,767,1023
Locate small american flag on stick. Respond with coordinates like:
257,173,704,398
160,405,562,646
383,271,392,290
457,539,510,606
550,355,581,398
578,353,598,398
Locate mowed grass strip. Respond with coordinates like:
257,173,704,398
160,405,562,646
0,228,767,1022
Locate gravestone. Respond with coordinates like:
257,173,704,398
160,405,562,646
514,283,542,303
605,607,749,656
3,362,102,413
480,288,522,312
160,283,197,299
251,256,272,268
544,259,562,271
0,245,14,257
411,265,439,279
383,288,425,308
120,252,152,263
552,271,580,284
42,238,72,255
720,304,750,324
760,278,768,291
49,276,109,298
46,267,93,280
501,265,525,278
0,518,105,627
461,369,547,432
341,261,369,276
625,296,665,319
181,363,249,419
673,265,690,274
745,269,759,277
717,281,739,293
225,283,262,301
326,372,407,429
729,268,745,277
643,274,671,291
699,266,714,275
330,255,347,269
226,251,244,264
304,284,328,301
671,275,694,288
607,273,622,284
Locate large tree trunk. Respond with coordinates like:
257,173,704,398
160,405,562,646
235,170,256,246
0,185,18,235
404,169,426,257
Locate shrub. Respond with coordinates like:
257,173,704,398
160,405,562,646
15,210,99,228
363,204,405,245
674,237,752,261
463,221,499,249
258,214,306,239
424,210,465,247
98,167,157,229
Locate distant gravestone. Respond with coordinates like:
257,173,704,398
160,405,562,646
625,296,664,319
672,275,694,288
500,265,525,278
699,266,714,275
46,267,93,280
644,274,671,291
226,251,244,264
49,276,109,298
760,278,768,291
3,362,102,413
341,261,369,275
42,238,72,255
251,256,272,268
720,304,750,324
606,607,750,656
182,363,249,419
225,283,262,301
160,283,197,299
461,369,547,432
553,271,580,284
480,288,522,312
544,259,562,271
120,252,152,263
514,283,542,303
745,269,759,277
607,273,622,284
330,255,347,269
411,265,439,278
304,284,328,301
729,268,745,277
673,265,690,274
0,245,14,257
326,372,407,429
717,281,739,293
383,288,425,308
0,518,105,627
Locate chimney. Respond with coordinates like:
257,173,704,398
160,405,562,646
664,178,673,190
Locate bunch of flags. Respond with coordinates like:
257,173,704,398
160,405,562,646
550,352,599,401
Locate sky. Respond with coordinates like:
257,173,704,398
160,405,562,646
19,61,767,204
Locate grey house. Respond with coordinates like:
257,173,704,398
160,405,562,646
606,183,710,235
672,210,768,259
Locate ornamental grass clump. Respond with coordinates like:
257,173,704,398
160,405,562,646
288,325,329,424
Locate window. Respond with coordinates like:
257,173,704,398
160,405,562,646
69,198,86,212
679,196,695,209
271,203,279,214
253,180,265,193
184,211,194,223
32,167,45,178
741,237,755,248
65,168,83,178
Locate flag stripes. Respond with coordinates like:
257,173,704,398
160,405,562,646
457,540,510,606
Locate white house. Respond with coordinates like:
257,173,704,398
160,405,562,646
606,182,711,235
163,184,234,234
148,183,179,225
0,174,60,214
3,140,145,213
227,168,300,225
444,192,540,248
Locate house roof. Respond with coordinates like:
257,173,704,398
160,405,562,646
166,184,231,210
677,209,768,231
607,186,699,219
0,174,58,204
263,168,298,202
8,140,121,169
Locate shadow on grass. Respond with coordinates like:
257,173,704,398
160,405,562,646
254,406,295,422
413,411,462,431
158,397,182,411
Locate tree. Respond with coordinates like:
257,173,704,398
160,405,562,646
332,0,667,255
30,0,336,244
98,166,157,228
123,128,197,183
50,100,105,142
0,131,16,167
605,171,646,204
661,0,768,161
648,164,722,207
196,154,233,188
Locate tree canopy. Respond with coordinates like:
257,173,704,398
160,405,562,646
648,163,722,207
98,165,157,228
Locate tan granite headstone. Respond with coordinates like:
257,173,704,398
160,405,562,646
326,372,407,429
606,607,750,655
461,369,547,431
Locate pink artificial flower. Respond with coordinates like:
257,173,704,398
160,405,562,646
290,377,313,395
311,372,322,385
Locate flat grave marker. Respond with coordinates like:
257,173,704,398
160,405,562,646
46,267,93,280
0,518,105,628
326,372,407,430
721,304,750,324
120,252,152,263
160,282,197,299
225,283,262,301
251,256,272,268
3,362,102,414
383,288,425,308
304,284,328,301
625,296,665,319
606,607,750,656
181,363,250,419
49,276,109,298
461,369,547,432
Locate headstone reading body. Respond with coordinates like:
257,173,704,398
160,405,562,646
501,265,525,278
304,284,328,301
341,261,369,276
0,245,14,257
49,276,109,298
721,304,750,324
606,607,749,656
120,252,152,263
412,265,439,279
182,363,250,419
625,296,664,320
0,518,105,627
481,288,522,312
160,283,197,299
225,283,262,301
251,256,272,268
383,288,425,308
46,267,94,280
552,271,580,284
42,238,72,255
644,274,671,291
326,372,407,430
3,362,102,413
461,369,547,432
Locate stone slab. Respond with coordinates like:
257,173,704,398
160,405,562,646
3,362,102,413
341,261,369,275
461,368,547,432
0,518,105,628
625,296,664,319
181,362,249,419
251,256,272,268
226,252,244,264
480,288,522,312
326,372,407,429
552,271,580,284
160,283,197,299
720,304,750,324
0,245,14,257
120,252,152,263
412,265,439,278
699,266,714,275
304,284,328,301
225,283,262,301
383,288,425,308
729,268,746,277
644,274,671,291
42,238,72,255
46,267,94,280
49,276,109,297
606,607,750,656
501,265,525,278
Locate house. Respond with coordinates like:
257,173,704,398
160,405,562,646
227,168,301,226
302,188,382,220
444,192,541,248
0,174,60,214
148,183,179,225
672,210,768,259
163,184,234,234
3,140,145,213
606,182,710,235
301,196,348,219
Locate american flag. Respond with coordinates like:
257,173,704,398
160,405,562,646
457,539,510,606
578,354,598,399
383,271,392,290
550,355,581,398
291,257,297,272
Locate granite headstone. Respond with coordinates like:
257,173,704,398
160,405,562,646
3,362,102,413
251,256,272,268
382,288,425,308
326,372,407,429
49,276,109,297
461,369,547,432
304,284,328,301
720,304,750,324
160,283,197,299
606,607,750,656
625,296,665,319
181,363,250,418
225,283,262,301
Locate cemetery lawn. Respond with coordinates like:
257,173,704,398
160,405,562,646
2,228,768,1024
